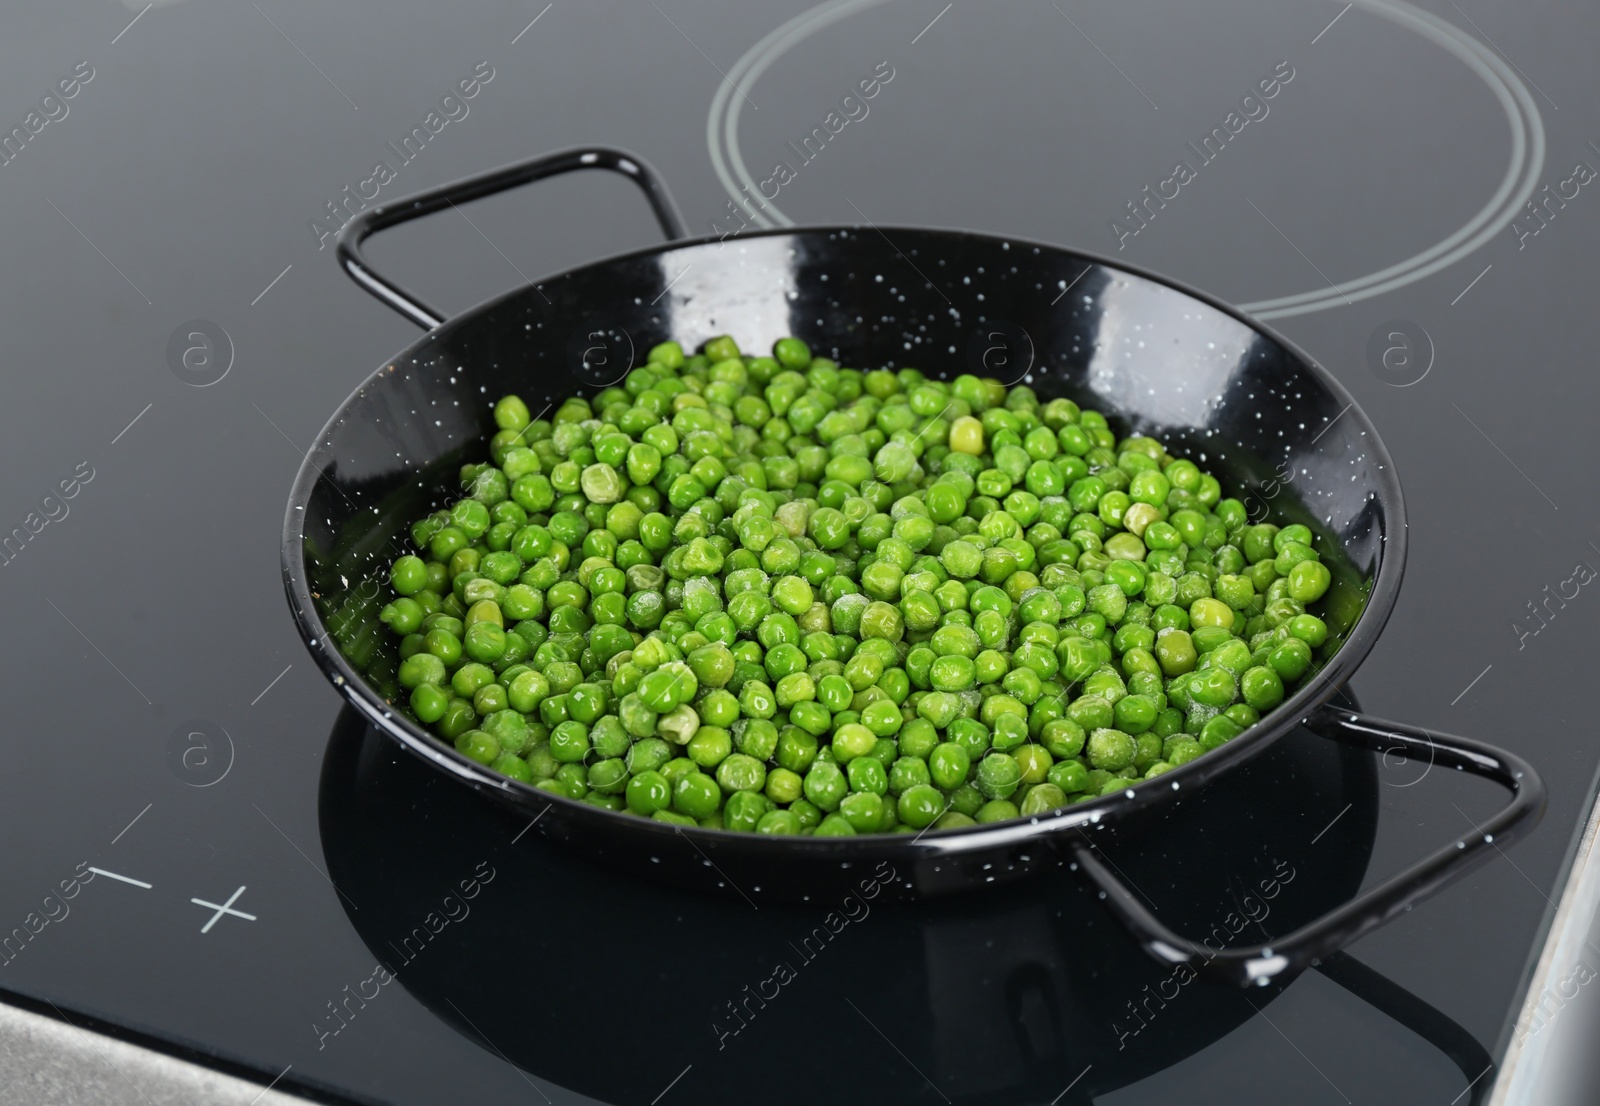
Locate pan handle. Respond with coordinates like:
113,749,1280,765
1068,706,1545,987
336,146,688,329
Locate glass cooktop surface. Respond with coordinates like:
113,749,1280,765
1,1,1596,1103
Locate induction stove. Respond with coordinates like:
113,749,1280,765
3,1,1598,1104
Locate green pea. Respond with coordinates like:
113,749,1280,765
1086,728,1136,770
744,807,795,835
494,394,531,431
803,760,848,811
1020,783,1067,816
1241,665,1285,710
1113,694,1158,734
673,772,722,818
834,791,881,832
813,813,857,836
454,729,499,765
548,721,590,763
716,753,767,793
687,724,732,767
1048,759,1089,794
975,752,1022,799
1286,560,1331,602
929,743,971,790
1289,614,1328,648
1188,667,1237,708
389,555,429,596
409,682,449,723
1270,637,1314,680
896,784,945,828
618,770,667,814
975,799,1019,824
1200,714,1244,750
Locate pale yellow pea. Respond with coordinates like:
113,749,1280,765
949,415,985,455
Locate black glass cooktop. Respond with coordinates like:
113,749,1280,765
3,1,1598,1103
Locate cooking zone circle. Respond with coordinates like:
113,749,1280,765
706,0,1545,319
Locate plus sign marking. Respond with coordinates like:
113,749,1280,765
190,886,256,933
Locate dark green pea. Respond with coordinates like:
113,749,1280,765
777,729,819,774
566,682,607,724
492,753,532,783
552,763,588,798
1225,703,1260,729
893,718,935,760
429,525,469,562
973,648,1009,684
1020,783,1067,816
816,673,853,713
1037,718,1084,759
472,683,509,717
1240,666,1285,710
1003,665,1046,703
396,649,448,691
539,693,571,727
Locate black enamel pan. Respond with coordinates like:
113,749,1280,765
283,146,1544,987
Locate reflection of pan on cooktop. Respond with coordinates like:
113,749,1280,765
319,692,1491,1106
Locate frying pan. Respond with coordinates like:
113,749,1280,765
283,145,1545,987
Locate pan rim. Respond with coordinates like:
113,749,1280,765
283,221,1407,858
